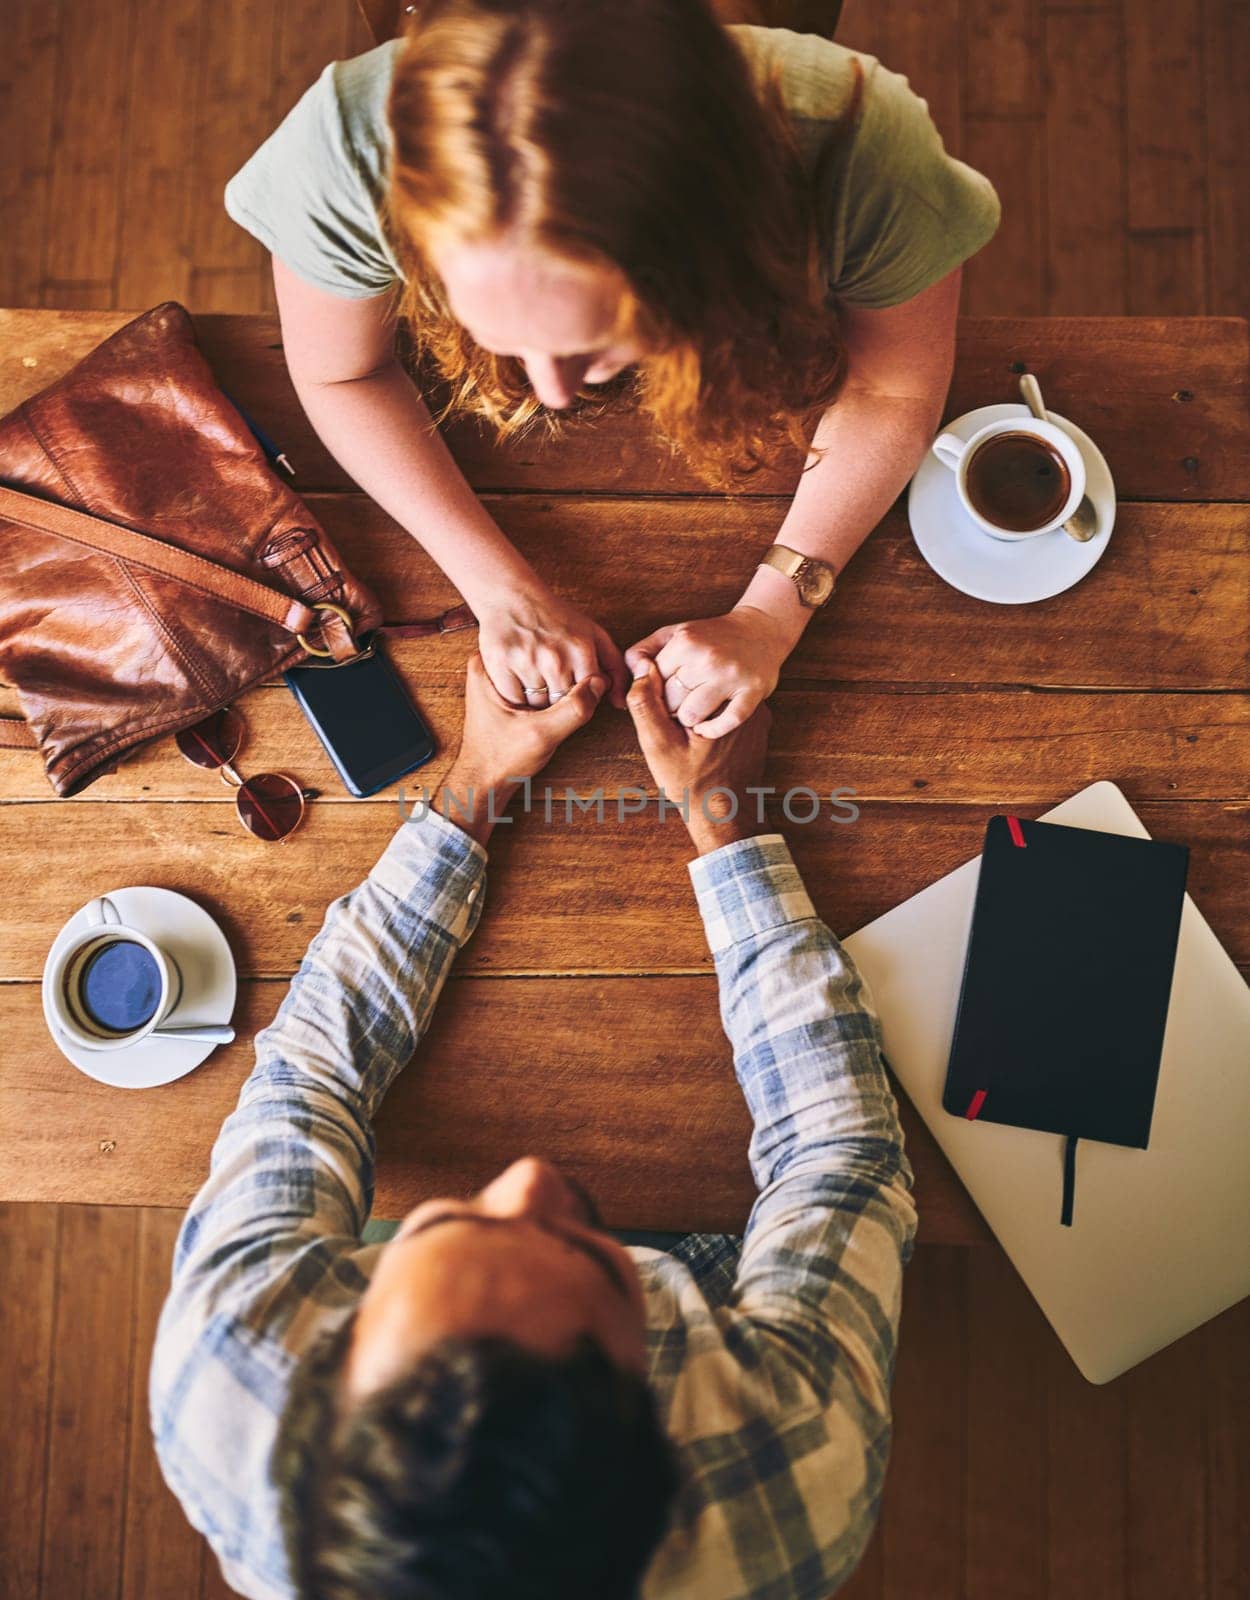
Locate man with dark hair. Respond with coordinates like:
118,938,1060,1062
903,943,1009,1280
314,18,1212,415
151,652,917,1600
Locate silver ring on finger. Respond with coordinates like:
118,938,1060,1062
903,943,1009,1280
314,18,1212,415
524,684,549,702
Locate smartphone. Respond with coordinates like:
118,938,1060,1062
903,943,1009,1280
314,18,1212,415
285,634,436,797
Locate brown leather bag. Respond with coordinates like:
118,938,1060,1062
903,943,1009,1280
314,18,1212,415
0,302,472,796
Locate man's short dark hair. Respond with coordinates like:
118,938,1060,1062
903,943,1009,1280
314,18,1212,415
275,1311,681,1600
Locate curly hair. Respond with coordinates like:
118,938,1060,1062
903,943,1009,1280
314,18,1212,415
274,1311,681,1600
379,0,862,491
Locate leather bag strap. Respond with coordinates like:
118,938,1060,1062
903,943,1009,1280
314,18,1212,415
0,483,321,637
0,718,37,748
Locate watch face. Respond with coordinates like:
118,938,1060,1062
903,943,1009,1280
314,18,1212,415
798,560,836,607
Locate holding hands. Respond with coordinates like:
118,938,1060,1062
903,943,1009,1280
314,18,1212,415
446,634,772,854
623,604,795,739
476,584,628,714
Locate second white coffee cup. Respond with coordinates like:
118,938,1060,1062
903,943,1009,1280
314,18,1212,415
931,416,1086,542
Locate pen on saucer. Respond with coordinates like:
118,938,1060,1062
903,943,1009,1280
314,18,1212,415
222,390,297,478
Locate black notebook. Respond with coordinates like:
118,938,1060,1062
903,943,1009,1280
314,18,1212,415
943,815,1189,1227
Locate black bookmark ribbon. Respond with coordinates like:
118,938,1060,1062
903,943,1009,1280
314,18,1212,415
1060,1134,1079,1227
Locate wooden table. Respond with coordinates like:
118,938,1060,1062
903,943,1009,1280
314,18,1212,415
1,309,1247,1244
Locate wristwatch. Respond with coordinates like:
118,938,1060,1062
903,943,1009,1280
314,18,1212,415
757,544,837,609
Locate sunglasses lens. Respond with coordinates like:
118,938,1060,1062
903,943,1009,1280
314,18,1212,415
177,708,244,770
236,772,305,842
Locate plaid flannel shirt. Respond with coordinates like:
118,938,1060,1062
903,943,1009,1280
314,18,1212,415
150,805,917,1600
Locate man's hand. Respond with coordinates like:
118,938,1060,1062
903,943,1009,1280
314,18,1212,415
443,652,606,845
626,658,772,856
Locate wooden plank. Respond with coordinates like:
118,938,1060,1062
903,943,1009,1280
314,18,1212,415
0,1203,58,1600
1204,0,1250,317
961,119,1047,316
1045,1316,1127,1600
121,1209,204,1600
1124,0,1205,232
201,1546,244,1599
0,978,988,1240
1044,8,1127,314
40,1204,139,1600
1124,1335,1208,1598
964,1248,1049,1598
837,1521,884,1600
1128,231,1208,317
272,0,355,123
831,0,885,59
3,495,1247,697
0,2,63,308
41,0,132,301
1201,1297,1250,1600
1,799,1245,980
963,0,1042,119
188,0,278,307
880,1245,966,1597
3,685,1247,806
321,498,1250,690
866,0,964,159
1,311,1246,499
115,0,206,311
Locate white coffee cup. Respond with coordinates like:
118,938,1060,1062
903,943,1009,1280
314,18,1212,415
48,895,183,1052
931,416,1086,541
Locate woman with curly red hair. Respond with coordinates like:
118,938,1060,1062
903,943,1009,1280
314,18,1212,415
226,0,999,733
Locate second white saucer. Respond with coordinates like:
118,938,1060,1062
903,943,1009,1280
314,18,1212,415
907,403,1117,604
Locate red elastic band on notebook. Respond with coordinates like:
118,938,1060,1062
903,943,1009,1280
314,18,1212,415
1006,815,1026,848
965,1088,988,1120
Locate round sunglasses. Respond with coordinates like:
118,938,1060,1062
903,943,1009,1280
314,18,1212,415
175,708,308,842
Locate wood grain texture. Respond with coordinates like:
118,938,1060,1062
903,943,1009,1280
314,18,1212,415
3,685,1246,805
1204,0,1250,316
856,0,964,157
39,1205,140,1600
1128,232,1208,318
1202,1297,1250,1600
1,799,1244,981
1125,0,1205,233
963,0,1042,120
964,1248,1049,1598
0,978,988,1241
7,490,1247,695
1045,1321,1127,1599
187,0,278,306
961,118,1047,316
0,1203,58,1600
1124,1336,1209,1598
0,0,63,308
115,0,206,311
880,1245,966,1597
1044,7,1127,315
1,311,1246,500
41,0,132,297
120,1209,203,1600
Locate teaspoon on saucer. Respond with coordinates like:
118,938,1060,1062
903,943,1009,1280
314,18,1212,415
1018,374,1100,542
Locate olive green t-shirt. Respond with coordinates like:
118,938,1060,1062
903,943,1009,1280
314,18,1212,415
224,24,1000,309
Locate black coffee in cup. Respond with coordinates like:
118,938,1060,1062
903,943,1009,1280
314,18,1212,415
76,938,163,1033
965,430,1072,532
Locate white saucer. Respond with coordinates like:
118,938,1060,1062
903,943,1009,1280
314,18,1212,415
42,886,238,1089
908,403,1117,604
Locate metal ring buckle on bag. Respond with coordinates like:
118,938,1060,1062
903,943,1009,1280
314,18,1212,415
297,601,357,658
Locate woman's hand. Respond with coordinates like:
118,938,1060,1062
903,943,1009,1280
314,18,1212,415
477,586,628,712
624,604,795,738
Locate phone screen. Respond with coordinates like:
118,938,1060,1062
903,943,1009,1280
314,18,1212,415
285,637,436,797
